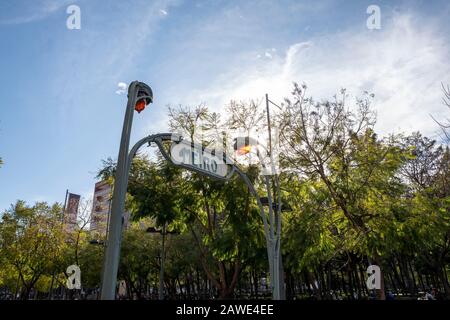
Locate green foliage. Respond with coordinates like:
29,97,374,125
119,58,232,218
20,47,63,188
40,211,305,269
1,84,449,300
0,201,67,298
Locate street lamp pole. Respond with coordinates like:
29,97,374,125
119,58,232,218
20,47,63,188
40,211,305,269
159,222,166,300
265,93,285,300
234,136,281,299
233,93,285,300
147,223,177,300
100,81,153,300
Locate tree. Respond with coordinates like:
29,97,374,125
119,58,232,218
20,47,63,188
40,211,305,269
399,133,450,298
87,83,450,300
123,154,265,299
118,224,159,299
77,240,103,292
399,132,443,191
0,201,67,299
278,84,410,299
431,83,450,143
94,103,268,299
165,105,266,299
68,198,94,266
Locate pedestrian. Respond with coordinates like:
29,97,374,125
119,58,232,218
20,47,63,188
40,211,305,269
387,290,395,300
425,288,435,300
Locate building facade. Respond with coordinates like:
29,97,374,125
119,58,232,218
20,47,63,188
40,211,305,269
90,180,131,238
63,192,80,233
90,180,112,237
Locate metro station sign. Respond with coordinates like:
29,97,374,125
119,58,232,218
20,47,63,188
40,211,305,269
170,140,231,180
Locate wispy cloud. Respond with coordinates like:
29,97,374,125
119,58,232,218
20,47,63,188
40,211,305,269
0,0,76,25
49,0,182,115
180,12,450,137
115,82,128,95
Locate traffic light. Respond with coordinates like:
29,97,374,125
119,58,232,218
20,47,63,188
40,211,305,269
129,81,153,113
233,137,252,155
135,99,146,113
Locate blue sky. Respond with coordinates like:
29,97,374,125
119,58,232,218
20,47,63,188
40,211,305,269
0,0,449,212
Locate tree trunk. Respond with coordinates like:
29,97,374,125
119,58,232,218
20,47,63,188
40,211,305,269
407,260,418,294
438,266,450,299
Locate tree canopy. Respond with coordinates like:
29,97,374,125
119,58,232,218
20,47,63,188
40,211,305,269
1,84,449,300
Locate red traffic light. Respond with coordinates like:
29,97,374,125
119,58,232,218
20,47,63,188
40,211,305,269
135,99,146,113
236,145,252,155
233,137,253,155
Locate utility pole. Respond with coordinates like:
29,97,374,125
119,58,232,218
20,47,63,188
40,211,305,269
265,93,285,300
100,81,153,300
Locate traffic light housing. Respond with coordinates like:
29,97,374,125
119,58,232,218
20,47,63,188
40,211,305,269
129,81,153,113
233,137,252,155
